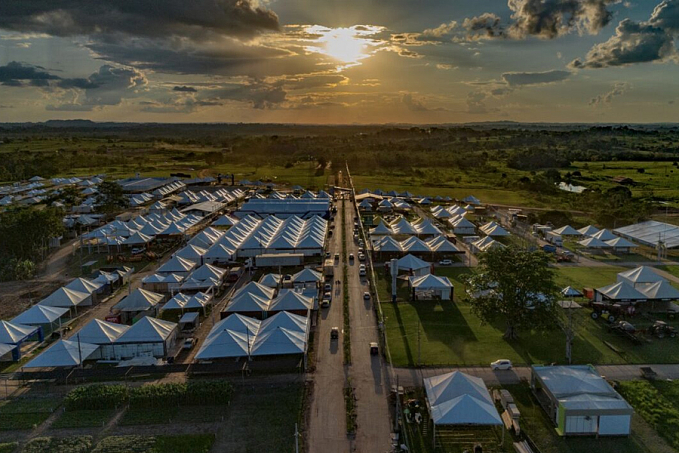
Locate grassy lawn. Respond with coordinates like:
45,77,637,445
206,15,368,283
656,265,679,280
0,397,61,431
52,409,117,429
553,266,627,290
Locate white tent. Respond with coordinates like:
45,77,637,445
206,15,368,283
409,274,453,300
374,236,403,253
0,344,16,358
481,223,509,237
391,218,419,235
370,221,393,236
424,371,501,426
462,196,482,206
592,229,616,241
157,255,197,275
554,225,581,236
269,290,314,312
291,268,322,283
112,317,177,359
639,280,679,300
189,264,226,282
213,215,238,227
578,225,600,237
25,339,99,368
122,232,154,246
65,278,103,295
561,286,583,297
259,273,282,288
596,281,647,302
450,217,476,235
396,254,430,275
0,321,38,344
174,244,207,263
76,319,129,344
415,219,442,236
427,236,461,253
12,305,68,326
605,237,638,251
617,266,664,286
578,237,611,249
402,237,431,253
195,314,258,360
39,287,91,308
113,288,164,312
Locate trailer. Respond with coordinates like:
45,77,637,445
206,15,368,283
545,231,563,247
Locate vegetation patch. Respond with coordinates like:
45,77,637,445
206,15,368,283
344,381,357,435
0,443,16,453
618,380,679,450
0,397,60,430
23,436,92,453
64,384,128,410
52,408,116,429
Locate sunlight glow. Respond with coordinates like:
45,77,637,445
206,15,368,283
305,25,384,65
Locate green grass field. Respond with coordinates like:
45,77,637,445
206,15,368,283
52,409,117,429
0,397,61,431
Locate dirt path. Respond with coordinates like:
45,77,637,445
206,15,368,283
38,238,78,281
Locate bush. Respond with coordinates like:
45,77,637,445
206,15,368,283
92,436,156,453
129,381,233,408
0,443,16,453
23,436,92,453
64,384,128,410
617,381,679,449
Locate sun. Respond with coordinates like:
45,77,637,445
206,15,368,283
320,28,367,63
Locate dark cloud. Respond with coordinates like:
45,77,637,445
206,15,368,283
402,93,428,111
283,74,347,90
502,69,572,86
0,61,98,88
589,82,630,106
0,1,279,40
570,3,678,69
465,0,618,40
463,13,505,39
83,65,147,105
173,85,198,92
202,83,287,109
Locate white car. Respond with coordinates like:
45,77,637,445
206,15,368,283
490,359,513,371
438,259,452,266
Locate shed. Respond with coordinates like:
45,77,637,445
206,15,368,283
0,321,42,361
531,365,633,436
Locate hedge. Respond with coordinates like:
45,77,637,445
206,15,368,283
64,384,128,410
23,436,92,453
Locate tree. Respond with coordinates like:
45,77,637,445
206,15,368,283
466,246,559,340
95,181,129,214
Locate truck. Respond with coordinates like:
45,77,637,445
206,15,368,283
545,231,563,247
323,259,334,279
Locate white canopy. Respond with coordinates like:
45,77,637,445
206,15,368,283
0,344,16,357
113,288,164,312
424,371,501,426
606,237,638,249
553,225,580,236
578,225,600,237
39,287,90,308
592,229,616,241
578,237,611,249
25,339,99,368
0,320,38,344
259,273,282,288
397,254,430,272
157,255,197,274
561,286,583,297
617,266,664,285
213,215,238,227
409,274,453,289
597,281,647,301
76,319,129,344
639,280,679,300
291,268,322,283
122,232,154,245
65,278,103,295
12,305,68,325
269,290,314,311
115,317,177,343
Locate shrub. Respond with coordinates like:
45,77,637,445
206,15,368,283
23,436,92,453
129,381,233,408
618,381,679,449
64,384,128,410
92,436,156,453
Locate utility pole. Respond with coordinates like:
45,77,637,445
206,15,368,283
294,423,300,453
417,324,422,367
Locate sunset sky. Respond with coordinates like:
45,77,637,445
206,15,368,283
0,0,678,123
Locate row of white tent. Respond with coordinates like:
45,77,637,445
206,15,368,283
24,316,178,367
190,214,327,263
596,266,679,302
431,204,476,220
479,221,509,237
177,188,245,206
223,281,315,314
195,311,309,360
267,189,331,200
551,224,638,250
373,235,461,254
358,197,412,212
370,217,442,237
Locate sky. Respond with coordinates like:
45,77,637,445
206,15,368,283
0,0,677,124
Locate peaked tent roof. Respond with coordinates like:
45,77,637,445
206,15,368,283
370,221,393,235
596,281,648,301
250,327,306,356
122,232,154,245
606,237,638,248
76,319,129,344
424,371,492,407
269,290,314,311
578,225,600,237
39,287,90,308
0,320,38,344
0,344,15,357
639,280,679,300
213,215,238,227
157,255,197,274
113,288,164,312
115,317,177,343
12,305,69,325
561,286,583,297
578,237,611,248
65,278,103,294
553,225,581,236
409,274,453,289
291,268,323,283
592,229,617,241
430,394,503,426
617,266,665,284
259,273,282,288
25,339,99,368
397,254,430,271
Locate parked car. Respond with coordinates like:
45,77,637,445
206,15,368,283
490,359,513,370
325,252,331,259
358,253,366,261
324,283,332,292
182,338,196,350
131,247,145,255
334,253,340,261
438,259,453,266
330,327,339,340
370,342,379,355
321,298,330,308
349,253,355,261
363,292,370,300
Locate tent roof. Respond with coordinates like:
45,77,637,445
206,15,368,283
65,278,103,294
76,319,129,344
592,229,617,241
260,310,309,334
409,274,453,289
430,394,503,426
0,320,38,344
578,237,610,248
113,288,164,312
259,273,282,288
116,317,177,343
39,287,90,308
397,254,430,271
553,225,580,236
0,344,15,357
189,264,226,281
12,305,68,325
415,219,442,235
606,237,638,248
561,286,583,297
212,215,238,227
292,268,322,283
533,365,620,399
617,266,664,284
578,225,600,236
250,327,306,356
639,280,679,300
424,371,493,407
157,255,197,274
25,339,99,368
370,221,393,235
269,290,314,311
596,281,647,301
122,232,154,245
